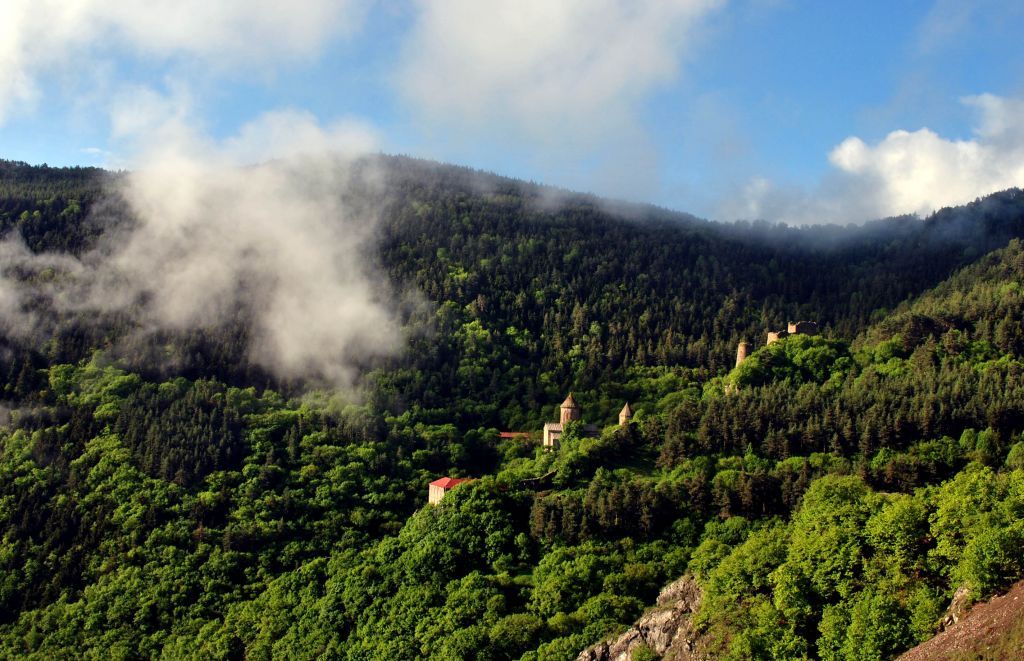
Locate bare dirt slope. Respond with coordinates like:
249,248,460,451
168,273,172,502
898,581,1024,660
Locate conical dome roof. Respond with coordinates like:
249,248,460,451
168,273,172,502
561,393,579,408
619,402,633,417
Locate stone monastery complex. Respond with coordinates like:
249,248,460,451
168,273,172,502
429,394,634,504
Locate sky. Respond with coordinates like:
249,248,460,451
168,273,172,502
1,0,1023,224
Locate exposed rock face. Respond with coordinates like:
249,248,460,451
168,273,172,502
577,575,708,661
940,584,972,629
898,580,1024,661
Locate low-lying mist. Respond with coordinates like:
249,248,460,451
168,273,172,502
0,118,408,392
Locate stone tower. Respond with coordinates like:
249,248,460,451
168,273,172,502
560,393,581,425
619,402,633,426
788,321,819,336
735,341,752,367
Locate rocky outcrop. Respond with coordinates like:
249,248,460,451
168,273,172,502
577,575,708,661
898,580,1024,660
940,584,972,629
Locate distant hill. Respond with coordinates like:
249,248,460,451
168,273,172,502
859,235,1024,354
3,156,1024,430
370,156,1024,427
1,156,1024,660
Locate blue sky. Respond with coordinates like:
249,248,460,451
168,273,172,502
1,0,1022,224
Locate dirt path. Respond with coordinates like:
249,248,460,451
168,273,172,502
898,581,1024,660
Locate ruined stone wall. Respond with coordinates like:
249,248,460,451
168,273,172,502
788,320,818,335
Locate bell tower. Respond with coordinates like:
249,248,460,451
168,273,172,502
619,402,633,426
560,393,581,425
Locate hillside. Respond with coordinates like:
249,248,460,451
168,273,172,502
374,158,1024,429
898,580,1024,660
0,158,1022,659
4,157,1024,427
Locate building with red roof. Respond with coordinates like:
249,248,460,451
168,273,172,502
428,476,471,504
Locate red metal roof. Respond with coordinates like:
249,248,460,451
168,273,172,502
429,477,471,489
498,432,528,439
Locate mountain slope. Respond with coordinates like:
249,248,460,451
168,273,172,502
898,580,1024,661
372,158,1024,428
3,156,1024,432
0,158,1023,659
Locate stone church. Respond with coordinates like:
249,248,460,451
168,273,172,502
542,393,633,449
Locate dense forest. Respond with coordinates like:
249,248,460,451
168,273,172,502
0,157,1023,659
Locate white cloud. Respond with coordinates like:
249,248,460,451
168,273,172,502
725,94,1024,224
0,0,368,124
109,83,195,141
105,83,381,167
0,1,394,389
3,105,397,389
397,0,724,142
915,0,976,53
0,238,84,340
915,0,1023,54
104,116,397,386
221,110,380,165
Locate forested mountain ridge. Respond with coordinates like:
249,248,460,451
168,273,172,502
0,159,111,254
0,158,1023,659
372,157,1024,429
3,155,1024,427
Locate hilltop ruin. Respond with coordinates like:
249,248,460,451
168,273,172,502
735,320,819,368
